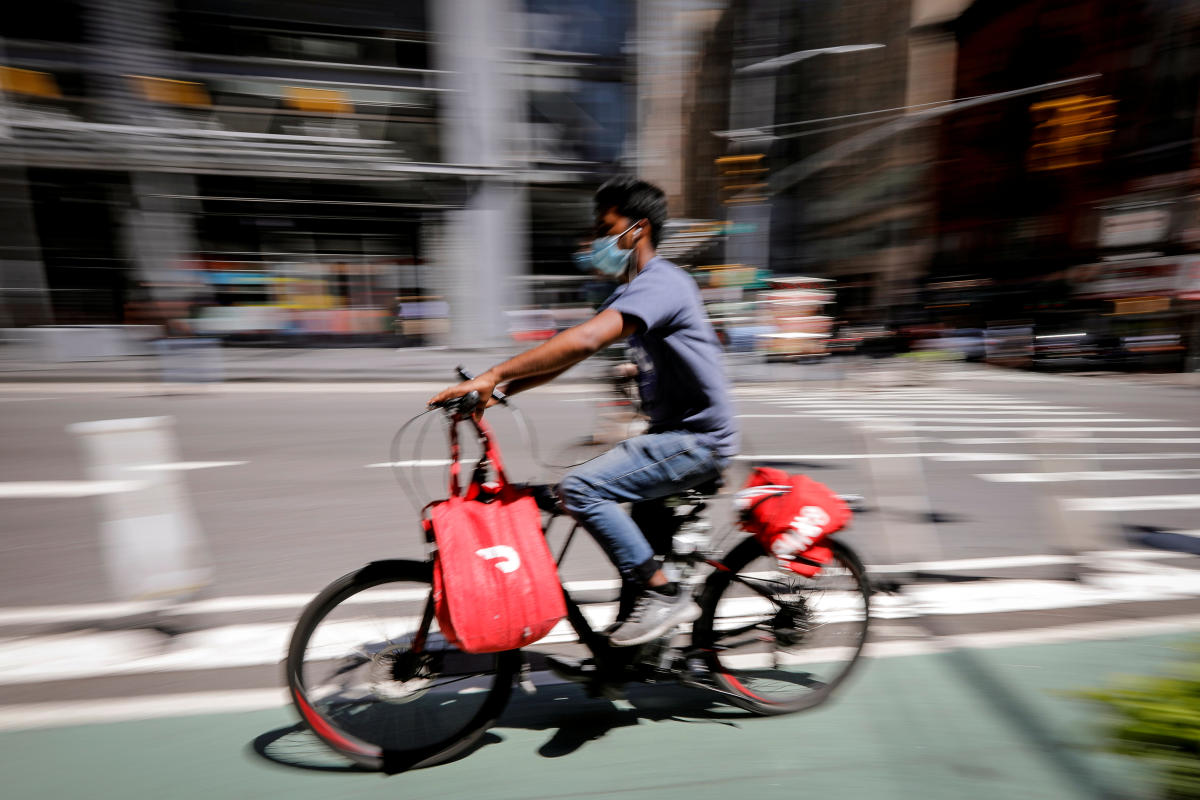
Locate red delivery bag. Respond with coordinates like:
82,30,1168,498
426,417,566,654
735,466,852,576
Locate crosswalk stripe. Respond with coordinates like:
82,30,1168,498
933,453,1200,462
978,469,1200,483
1065,495,1200,512
731,452,1200,463
813,418,1162,424
3,566,1200,687
0,481,147,499
865,426,1200,432
772,402,1094,410
5,611,1200,732
940,437,1200,444
0,689,290,732
125,461,248,472
781,409,1120,415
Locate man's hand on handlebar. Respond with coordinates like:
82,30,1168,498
428,373,501,419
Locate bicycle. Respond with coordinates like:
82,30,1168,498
285,381,873,773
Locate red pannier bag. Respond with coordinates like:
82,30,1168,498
426,417,566,654
735,466,852,577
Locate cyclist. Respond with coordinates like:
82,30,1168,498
429,176,738,652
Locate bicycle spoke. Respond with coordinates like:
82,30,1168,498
697,540,871,713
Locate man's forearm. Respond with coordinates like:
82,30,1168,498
503,365,572,396
482,327,596,385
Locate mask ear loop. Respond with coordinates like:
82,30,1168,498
621,221,642,281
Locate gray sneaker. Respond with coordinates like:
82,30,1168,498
607,587,701,647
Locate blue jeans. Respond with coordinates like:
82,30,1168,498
558,430,726,584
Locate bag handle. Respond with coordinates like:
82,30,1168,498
447,415,510,497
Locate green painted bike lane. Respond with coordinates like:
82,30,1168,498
3,633,1185,800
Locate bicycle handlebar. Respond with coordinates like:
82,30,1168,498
428,389,481,416
456,365,508,406
427,367,509,418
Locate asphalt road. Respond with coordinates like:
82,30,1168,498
2,364,1197,606
1,363,1199,798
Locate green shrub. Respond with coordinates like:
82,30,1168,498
1077,641,1200,799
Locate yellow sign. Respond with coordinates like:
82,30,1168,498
284,87,354,114
130,76,211,107
1028,94,1115,171
0,67,61,99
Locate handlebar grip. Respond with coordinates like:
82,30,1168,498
455,365,508,406
429,389,481,414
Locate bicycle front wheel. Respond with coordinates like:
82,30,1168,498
286,560,518,772
693,537,871,715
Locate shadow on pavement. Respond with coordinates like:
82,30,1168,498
501,681,749,760
1125,523,1200,555
248,681,753,775
248,722,504,774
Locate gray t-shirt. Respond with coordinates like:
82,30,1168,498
599,256,739,458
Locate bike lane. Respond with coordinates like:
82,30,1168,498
2,631,1182,800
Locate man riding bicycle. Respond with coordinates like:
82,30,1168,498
429,176,739,654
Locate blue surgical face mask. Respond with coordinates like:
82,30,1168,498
589,222,639,277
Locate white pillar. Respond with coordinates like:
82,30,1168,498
432,0,528,346
68,416,212,603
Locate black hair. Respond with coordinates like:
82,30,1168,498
594,176,668,248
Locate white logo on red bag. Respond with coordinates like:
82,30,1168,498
475,546,521,574
771,506,831,555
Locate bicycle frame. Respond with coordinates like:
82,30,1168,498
544,508,754,688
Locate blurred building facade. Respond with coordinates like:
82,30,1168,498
929,0,1200,367
3,0,1199,366
674,0,1200,368
0,0,634,344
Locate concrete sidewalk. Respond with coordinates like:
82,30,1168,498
0,343,852,384
1,342,1197,387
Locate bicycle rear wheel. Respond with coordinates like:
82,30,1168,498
693,537,871,714
285,560,517,772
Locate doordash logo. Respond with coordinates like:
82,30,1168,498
770,506,831,555
475,546,521,573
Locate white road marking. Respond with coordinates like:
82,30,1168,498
0,480,147,499
1065,495,1200,512
815,418,1163,424
0,545,1192,628
865,426,1200,433
0,689,289,732
125,461,248,472
0,382,599,394
0,578,619,626
732,452,927,460
931,453,1200,462
938,437,1200,444
978,469,1200,483
5,612,1200,731
778,404,1099,411
872,549,1191,573
735,452,1200,462
1,576,1199,692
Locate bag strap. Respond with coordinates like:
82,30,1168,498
446,415,510,497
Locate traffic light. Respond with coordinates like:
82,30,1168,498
1028,94,1115,171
